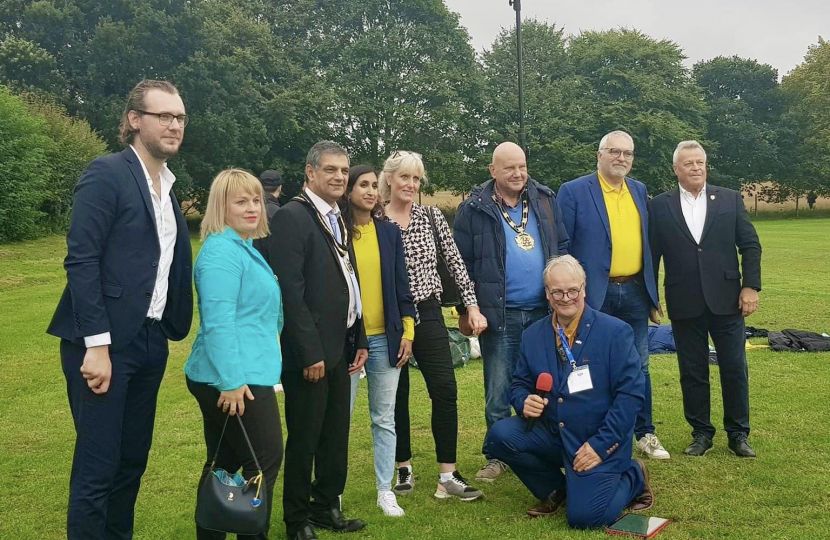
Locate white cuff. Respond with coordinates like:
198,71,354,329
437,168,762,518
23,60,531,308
84,332,112,348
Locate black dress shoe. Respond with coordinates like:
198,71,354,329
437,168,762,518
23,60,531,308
683,435,713,456
309,508,366,533
728,434,757,458
527,489,566,517
290,524,319,540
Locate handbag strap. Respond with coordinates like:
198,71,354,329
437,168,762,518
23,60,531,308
425,206,444,260
209,413,264,475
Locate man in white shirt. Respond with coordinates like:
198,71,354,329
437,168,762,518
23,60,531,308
48,80,193,539
648,140,762,460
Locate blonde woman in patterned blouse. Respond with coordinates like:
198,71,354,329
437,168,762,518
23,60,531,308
381,150,488,502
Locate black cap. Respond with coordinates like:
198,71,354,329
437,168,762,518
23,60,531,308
259,169,283,189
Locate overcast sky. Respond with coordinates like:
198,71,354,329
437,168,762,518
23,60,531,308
443,0,828,78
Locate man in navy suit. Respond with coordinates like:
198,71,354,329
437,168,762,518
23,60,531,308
557,131,669,460
47,80,193,540
649,140,761,458
484,255,653,527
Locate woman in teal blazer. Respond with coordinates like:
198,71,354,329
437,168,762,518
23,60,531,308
184,168,284,540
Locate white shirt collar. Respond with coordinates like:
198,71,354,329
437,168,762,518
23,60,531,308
130,144,176,186
304,186,338,216
678,182,706,201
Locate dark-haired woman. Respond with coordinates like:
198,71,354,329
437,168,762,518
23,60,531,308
341,165,416,517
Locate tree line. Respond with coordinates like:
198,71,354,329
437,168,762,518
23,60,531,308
1,0,828,241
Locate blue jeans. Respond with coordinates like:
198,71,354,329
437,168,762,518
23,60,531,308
479,306,549,454
600,277,654,439
485,417,644,529
350,335,401,491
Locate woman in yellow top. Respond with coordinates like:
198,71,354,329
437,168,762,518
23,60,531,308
341,165,416,517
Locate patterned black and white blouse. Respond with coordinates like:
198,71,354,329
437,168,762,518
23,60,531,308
387,204,478,308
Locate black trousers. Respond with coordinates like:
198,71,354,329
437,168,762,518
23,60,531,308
187,380,284,540
395,298,458,464
61,322,168,540
671,308,750,440
281,354,351,536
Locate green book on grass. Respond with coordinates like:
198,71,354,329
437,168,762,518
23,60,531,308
605,514,670,538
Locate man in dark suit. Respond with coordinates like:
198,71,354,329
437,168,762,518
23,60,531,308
47,79,193,540
267,141,369,540
557,130,669,460
649,140,761,458
483,255,652,527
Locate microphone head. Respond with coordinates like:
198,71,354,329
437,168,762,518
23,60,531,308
535,372,553,393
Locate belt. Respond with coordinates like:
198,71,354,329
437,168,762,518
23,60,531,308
143,317,160,326
608,274,637,284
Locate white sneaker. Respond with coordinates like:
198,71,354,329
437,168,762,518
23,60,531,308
377,490,405,517
636,433,671,460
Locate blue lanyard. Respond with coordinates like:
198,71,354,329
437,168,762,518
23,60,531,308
556,325,578,371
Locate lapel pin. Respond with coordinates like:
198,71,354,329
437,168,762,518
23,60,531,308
710,194,716,200
575,340,583,345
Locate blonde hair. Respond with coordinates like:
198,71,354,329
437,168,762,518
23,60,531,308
378,151,428,202
200,168,270,241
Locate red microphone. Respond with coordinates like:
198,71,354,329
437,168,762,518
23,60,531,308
525,372,554,432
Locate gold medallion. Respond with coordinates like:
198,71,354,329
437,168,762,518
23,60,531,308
516,232,535,250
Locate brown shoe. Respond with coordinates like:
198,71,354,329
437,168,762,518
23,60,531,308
629,458,654,512
527,489,566,518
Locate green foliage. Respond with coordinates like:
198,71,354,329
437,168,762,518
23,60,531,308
0,35,65,94
482,26,707,194
776,37,830,203
280,0,485,194
0,86,52,242
0,86,106,241
0,1,828,218
693,56,783,191
21,94,107,232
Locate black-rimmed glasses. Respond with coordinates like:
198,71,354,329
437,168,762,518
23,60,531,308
602,148,635,159
135,110,189,127
546,285,583,301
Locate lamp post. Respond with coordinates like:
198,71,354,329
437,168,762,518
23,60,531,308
509,0,526,155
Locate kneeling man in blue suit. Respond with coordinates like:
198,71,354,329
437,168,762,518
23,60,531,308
484,255,653,527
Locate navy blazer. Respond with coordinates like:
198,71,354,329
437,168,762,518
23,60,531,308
509,306,645,475
557,172,659,310
48,148,193,351
648,185,761,320
373,218,417,366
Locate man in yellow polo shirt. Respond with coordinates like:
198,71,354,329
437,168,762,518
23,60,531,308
557,131,669,460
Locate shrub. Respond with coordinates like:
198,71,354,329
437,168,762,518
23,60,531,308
22,94,108,233
0,86,52,242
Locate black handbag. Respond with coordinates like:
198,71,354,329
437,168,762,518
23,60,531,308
425,206,462,307
195,414,268,535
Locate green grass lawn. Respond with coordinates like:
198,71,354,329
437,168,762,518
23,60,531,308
1,218,829,539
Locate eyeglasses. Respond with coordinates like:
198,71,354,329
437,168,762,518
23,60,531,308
546,285,584,301
602,148,635,159
135,110,189,127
